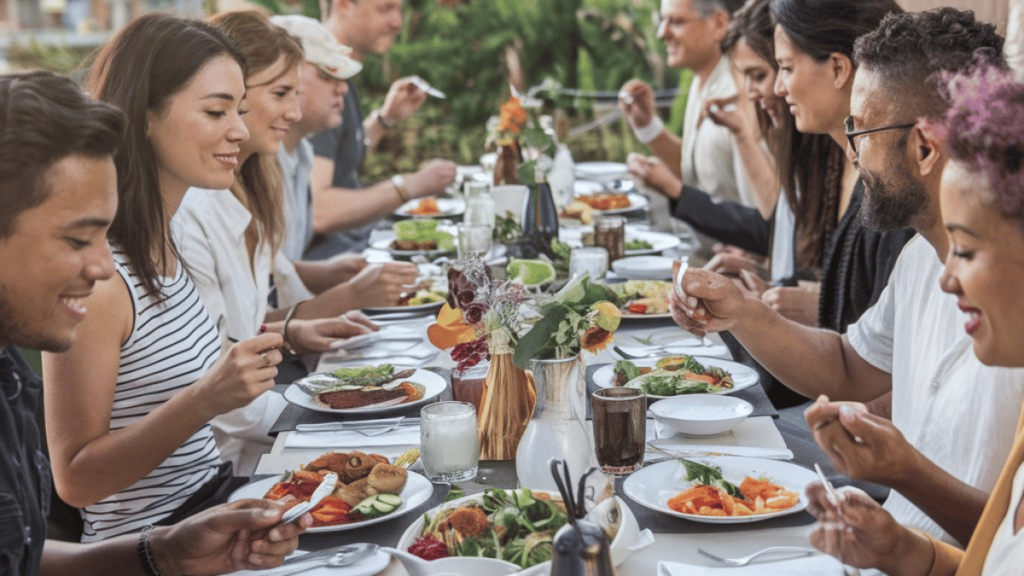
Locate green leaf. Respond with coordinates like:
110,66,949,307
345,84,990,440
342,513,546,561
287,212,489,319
513,307,568,368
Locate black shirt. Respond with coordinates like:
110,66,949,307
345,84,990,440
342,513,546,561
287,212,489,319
306,81,375,259
0,347,48,575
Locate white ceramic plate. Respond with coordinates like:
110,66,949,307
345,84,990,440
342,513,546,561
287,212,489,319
396,490,649,571
612,256,675,280
575,161,629,180
623,457,816,524
362,299,445,314
649,395,753,436
228,471,433,533
394,197,466,219
284,368,447,415
369,238,454,260
592,356,759,397
557,228,682,257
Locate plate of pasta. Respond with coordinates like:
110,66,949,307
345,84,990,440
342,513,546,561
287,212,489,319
623,457,816,524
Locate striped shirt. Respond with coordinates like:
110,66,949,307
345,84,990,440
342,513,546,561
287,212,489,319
80,252,223,541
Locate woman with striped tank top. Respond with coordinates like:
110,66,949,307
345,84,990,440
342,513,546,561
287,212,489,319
41,14,285,541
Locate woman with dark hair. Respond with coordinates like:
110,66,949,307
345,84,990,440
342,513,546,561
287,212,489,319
770,0,914,333
172,9,379,475
805,62,1024,576
42,13,285,541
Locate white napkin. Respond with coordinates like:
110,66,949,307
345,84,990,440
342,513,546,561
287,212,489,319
226,549,390,576
283,428,420,449
658,555,845,576
329,324,422,351
646,417,792,459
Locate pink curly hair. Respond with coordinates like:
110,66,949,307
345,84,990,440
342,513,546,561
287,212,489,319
942,63,1024,224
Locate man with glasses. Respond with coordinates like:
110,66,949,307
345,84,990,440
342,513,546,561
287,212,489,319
670,9,1020,547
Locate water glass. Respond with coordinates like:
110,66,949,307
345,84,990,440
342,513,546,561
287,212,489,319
569,247,609,281
420,401,479,482
457,224,493,258
463,181,496,228
591,388,646,475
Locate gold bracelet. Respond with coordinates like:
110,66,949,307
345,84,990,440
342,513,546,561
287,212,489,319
391,174,410,202
282,301,304,356
374,108,395,130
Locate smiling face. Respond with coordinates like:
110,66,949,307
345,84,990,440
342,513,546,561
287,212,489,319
0,155,117,351
658,0,725,74
241,56,303,158
773,27,847,135
147,55,248,194
731,39,783,127
939,160,1024,367
296,61,348,137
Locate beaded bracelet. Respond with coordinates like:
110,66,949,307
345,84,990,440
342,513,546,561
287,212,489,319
282,301,305,356
137,525,166,576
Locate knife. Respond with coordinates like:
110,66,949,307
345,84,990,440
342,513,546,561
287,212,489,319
295,417,420,433
280,543,379,567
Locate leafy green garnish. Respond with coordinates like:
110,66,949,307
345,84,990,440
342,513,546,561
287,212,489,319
682,459,744,499
493,211,521,244
392,220,454,250
625,239,653,250
614,360,642,384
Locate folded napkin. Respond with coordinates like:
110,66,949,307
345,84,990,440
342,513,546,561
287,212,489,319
226,549,390,576
646,417,792,460
329,324,422,351
659,555,845,576
283,427,420,449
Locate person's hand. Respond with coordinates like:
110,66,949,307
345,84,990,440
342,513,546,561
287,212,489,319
618,79,656,129
286,311,379,354
327,253,368,283
702,94,760,142
626,152,682,198
195,333,283,418
805,395,920,488
669,268,751,336
703,252,765,278
380,77,428,122
806,484,910,570
152,498,310,576
762,282,820,326
345,262,419,308
406,159,457,198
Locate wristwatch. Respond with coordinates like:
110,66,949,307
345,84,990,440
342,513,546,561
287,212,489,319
391,174,410,202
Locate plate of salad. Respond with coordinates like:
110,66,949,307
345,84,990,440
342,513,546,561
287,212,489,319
592,355,758,398
371,220,455,259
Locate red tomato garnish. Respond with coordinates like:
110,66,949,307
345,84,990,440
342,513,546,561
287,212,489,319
408,536,449,560
627,303,648,314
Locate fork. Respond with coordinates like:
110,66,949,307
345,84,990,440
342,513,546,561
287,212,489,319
697,546,819,566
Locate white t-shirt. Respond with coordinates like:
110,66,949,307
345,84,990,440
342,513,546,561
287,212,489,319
982,459,1024,574
172,188,291,476
848,235,1024,544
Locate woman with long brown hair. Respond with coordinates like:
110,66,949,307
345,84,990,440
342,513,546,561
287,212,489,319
43,13,285,541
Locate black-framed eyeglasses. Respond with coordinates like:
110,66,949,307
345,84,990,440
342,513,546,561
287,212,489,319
844,116,916,157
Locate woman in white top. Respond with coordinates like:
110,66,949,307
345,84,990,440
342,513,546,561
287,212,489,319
41,14,285,540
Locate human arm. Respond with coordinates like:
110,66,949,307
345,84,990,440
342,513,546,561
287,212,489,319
266,311,378,355
619,79,682,178
310,158,456,234
664,182,772,254
42,273,284,507
361,77,428,149
41,499,309,576
761,282,820,327
291,253,367,295
668,267,891,401
805,484,943,576
703,92,779,219
290,262,420,320
805,398,989,545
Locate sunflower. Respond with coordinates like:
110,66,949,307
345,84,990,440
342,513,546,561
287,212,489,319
580,326,613,353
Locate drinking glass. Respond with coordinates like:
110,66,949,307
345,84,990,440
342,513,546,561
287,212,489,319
591,388,646,475
420,401,479,482
569,247,609,281
457,224,493,258
594,216,626,261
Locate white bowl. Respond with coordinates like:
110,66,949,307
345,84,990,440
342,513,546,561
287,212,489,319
649,394,753,436
611,255,674,280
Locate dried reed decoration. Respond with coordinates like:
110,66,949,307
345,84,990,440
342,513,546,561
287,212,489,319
477,353,536,459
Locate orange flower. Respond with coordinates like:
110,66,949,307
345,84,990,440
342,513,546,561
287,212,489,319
580,326,613,353
497,97,528,135
427,303,479,350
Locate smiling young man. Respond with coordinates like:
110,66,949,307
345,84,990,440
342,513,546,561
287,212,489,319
0,71,306,576
306,0,456,259
671,10,1022,548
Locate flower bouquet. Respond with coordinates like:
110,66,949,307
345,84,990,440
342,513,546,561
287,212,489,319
486,89,557,186
427,257,535,460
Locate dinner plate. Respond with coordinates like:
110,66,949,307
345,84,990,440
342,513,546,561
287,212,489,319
623,457,816,524
283,367,447,415
557,228,682,257
369,238,454,260
575,161,629,180
394,197,466,219
579,192,649,216
362,299,445,315
591,356,759,397
228,471,433,533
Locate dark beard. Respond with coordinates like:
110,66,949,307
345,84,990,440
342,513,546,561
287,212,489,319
859,168,928,232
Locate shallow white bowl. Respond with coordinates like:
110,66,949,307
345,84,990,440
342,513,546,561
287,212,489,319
649,394,753,436
611,255,674,280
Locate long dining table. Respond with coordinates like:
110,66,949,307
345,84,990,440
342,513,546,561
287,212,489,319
254,308,850,575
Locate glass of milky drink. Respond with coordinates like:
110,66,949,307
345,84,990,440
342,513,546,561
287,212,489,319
420,401,479,482
591,387,646,475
